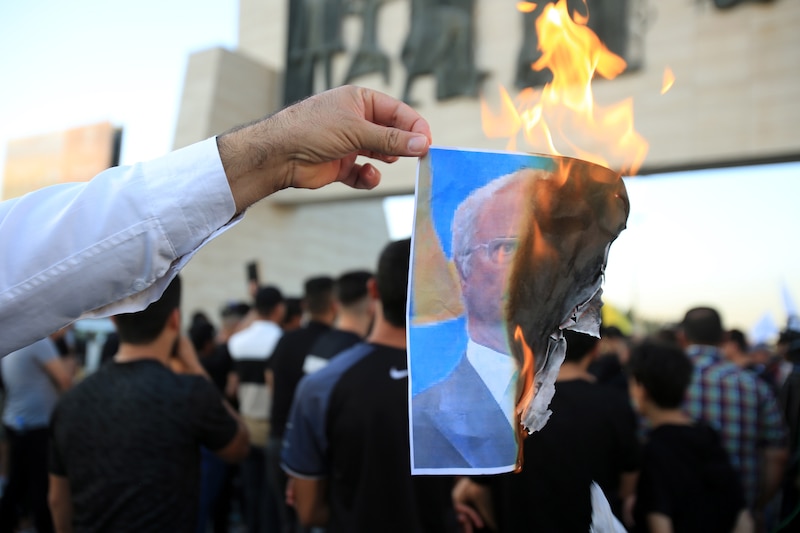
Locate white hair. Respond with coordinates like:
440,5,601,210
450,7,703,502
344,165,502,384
451,168,548,277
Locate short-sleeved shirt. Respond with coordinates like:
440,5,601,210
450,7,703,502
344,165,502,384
302,329,362,374
281,343,455,533
633,423,745,532
267,320,331,439
49,359,238,533
2,337,60,430
684,344,787,507
483,379,641,532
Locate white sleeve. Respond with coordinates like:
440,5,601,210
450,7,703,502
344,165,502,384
0,137,242,356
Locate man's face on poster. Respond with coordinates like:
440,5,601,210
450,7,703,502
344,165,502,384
458,182,525,348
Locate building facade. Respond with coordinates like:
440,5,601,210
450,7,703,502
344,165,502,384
173,0,800,321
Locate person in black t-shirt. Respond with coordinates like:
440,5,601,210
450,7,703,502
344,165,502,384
48,276,249,533
454,329,640,532
627,340,752,532
302,269,375,375
282,239,457,533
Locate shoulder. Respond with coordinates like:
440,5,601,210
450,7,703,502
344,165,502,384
297,343,376,395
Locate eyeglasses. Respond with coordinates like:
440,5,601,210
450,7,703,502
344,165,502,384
467,237,519,264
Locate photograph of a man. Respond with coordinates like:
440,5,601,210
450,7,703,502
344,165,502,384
409,148,548,473
409,147,630,474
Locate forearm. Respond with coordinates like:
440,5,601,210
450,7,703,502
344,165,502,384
48,475,74,533
292,477,330,527
756,447,788,508
0,139,236,356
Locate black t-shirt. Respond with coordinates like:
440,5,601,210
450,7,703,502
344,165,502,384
282,343,457,533
633,423,745,533
201,343,234,396
485,379,640,532
49,360,238,533
267,321,331,439
307,329,362,362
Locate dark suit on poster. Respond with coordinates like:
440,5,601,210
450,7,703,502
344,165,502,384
412,355,518,469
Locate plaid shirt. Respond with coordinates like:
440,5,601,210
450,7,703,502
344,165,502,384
684,345,787,508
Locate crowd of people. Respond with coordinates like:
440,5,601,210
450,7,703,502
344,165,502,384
0,86,799,532
2,242,800,533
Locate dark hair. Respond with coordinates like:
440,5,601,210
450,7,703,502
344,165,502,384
779,328,800,362
221,301,251,320
189,320,216,353
376,239,410,328
680,307,723,345
255,285,284,316
335,270,373,306
304,276,335,316
563,330,599,363
628,340,693,409
725,329,748,352
282,297,303,325
115,275,182,345
600,325,625,340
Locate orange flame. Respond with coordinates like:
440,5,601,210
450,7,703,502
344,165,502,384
517,1,538,13
661,67,675,95
482,0,648,175
513,326,536,418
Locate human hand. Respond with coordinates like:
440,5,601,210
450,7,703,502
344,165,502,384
452,477,496,532
218,85,432,212
170,335,207,377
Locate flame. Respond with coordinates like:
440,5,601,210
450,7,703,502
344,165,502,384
482,0,648,175
661,67,675,95
517,1,538,13
513,326,536,418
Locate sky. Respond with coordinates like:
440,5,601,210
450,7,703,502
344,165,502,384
3,1,799,342
0,0,239,178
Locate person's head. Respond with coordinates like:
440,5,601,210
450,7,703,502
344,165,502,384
778,328,800,364
189,320,216,357
303,276,335,321
114,275,182,345
452,171,531,340
336,270,373,311
627,340,693,412
721,328,750,366
255,285,285,322
563,330,600,364
281,296,303,331
679,306,724,346
375,239,411,328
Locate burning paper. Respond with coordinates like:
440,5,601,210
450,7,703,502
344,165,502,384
409,0,645,474
408,148,629,474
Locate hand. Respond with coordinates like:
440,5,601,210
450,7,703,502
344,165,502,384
218,85,432,212
286,477,296,507
170,335,206,377
452,477,497,532
455,502,485,533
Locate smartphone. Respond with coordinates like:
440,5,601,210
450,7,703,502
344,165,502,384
246,261,260,286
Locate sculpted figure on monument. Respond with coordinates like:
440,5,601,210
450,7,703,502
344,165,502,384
284,0,346,104
401,0,487,104
344,0,392,85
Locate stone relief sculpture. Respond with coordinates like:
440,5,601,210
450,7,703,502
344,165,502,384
401,0,487,104
343,0,392,84
281,0,644,104
284,0,346,104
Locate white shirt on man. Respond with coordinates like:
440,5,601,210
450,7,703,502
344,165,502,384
0,138,240,356
465,339,519,428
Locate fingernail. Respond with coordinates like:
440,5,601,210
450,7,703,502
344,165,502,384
407,135,428,154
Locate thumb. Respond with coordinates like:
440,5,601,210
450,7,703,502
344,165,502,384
359,121,430,158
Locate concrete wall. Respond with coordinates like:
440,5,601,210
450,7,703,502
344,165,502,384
175,0,800,322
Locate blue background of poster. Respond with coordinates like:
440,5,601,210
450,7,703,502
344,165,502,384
409,147,554,395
